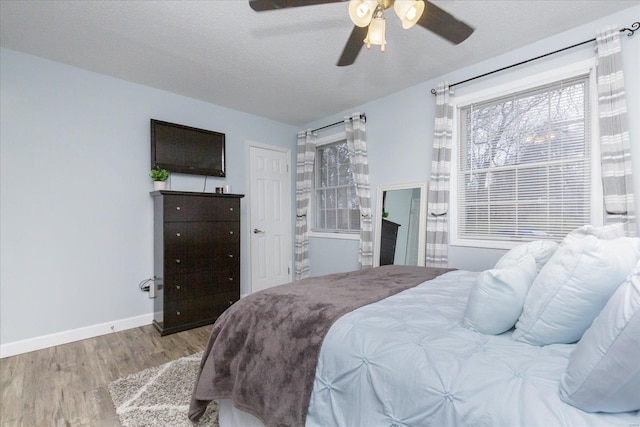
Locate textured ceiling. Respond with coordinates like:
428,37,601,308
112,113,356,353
1,0,638,125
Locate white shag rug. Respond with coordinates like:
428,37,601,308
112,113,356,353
108,352,219,427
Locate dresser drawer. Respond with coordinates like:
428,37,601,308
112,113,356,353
164,222,238,248
208,222,240,242
163,291,239,327
167,244,239,272
163,195,188,222
164,270,239,301
163,222,186,262
214,198,240,221
185,222,239,254
163,195,239,222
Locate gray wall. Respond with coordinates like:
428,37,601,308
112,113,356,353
0,48,297,345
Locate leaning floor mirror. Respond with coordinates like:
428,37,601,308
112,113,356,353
373,182,428,267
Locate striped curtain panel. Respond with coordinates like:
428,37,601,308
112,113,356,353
345,113,373,269
595,28,636,236
294,130,317,280
426,83,454,267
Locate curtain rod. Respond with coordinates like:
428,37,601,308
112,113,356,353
430,21,639,95
311,113,367,133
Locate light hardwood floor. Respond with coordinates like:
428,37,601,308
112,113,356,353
0,324,211,426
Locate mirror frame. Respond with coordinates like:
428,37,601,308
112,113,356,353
373,182,428,267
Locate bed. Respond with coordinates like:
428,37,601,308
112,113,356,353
189,227,640,427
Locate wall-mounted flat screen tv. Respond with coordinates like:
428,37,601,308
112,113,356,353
151,119,225,177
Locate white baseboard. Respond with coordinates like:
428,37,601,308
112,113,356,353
0,313,153,359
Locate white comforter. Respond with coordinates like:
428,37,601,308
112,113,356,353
305,270,639,426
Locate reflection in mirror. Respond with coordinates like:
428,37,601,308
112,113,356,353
374,182,428,267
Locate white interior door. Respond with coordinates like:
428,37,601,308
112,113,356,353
248,144,292,293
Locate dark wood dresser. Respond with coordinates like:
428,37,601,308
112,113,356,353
151,190,244,335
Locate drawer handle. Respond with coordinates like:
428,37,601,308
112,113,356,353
176,232,181,237
175,259,181,264
228,254,234,258
228,277,233,281
229,207,234,211
176,285,181,290
176,311,181,316
176,206,181,211
229,231,234,235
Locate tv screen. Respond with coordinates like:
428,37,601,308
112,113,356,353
151,119,225,177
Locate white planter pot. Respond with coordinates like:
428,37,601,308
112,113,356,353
153,181,167,191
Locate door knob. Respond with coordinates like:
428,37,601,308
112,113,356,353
253,228,265,234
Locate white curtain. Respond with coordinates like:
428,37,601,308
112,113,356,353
595,27,636,236
345,113,373,269
426,83,454,267
294,130,316,279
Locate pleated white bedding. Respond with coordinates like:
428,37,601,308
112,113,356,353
221,270,639,427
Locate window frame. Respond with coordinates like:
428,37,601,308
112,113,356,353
308,131,360,241
450,59,603,250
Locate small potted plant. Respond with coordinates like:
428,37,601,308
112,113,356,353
150,166,169,191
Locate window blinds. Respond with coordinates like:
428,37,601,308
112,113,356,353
314,141,360,233
457,74,592,242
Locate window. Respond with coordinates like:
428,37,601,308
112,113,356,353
313,139,360,234
452,67,600,248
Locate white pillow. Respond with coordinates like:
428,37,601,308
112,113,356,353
494,240,558,273
513,235,640,345
563,223,625,243
464,255,537,335
560,260,640,412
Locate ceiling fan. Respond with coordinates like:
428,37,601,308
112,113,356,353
249,0,474,66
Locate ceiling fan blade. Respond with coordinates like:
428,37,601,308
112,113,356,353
249,0,344,11
417,1,474,45
337,25,367,66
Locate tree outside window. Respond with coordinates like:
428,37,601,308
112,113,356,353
457,75,593,244
314,140,360,233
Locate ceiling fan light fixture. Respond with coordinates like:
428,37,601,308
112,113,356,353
393,0,425,29
348,0,377,27
364,7,386,52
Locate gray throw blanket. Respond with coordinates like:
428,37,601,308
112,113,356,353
189,265,453,427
